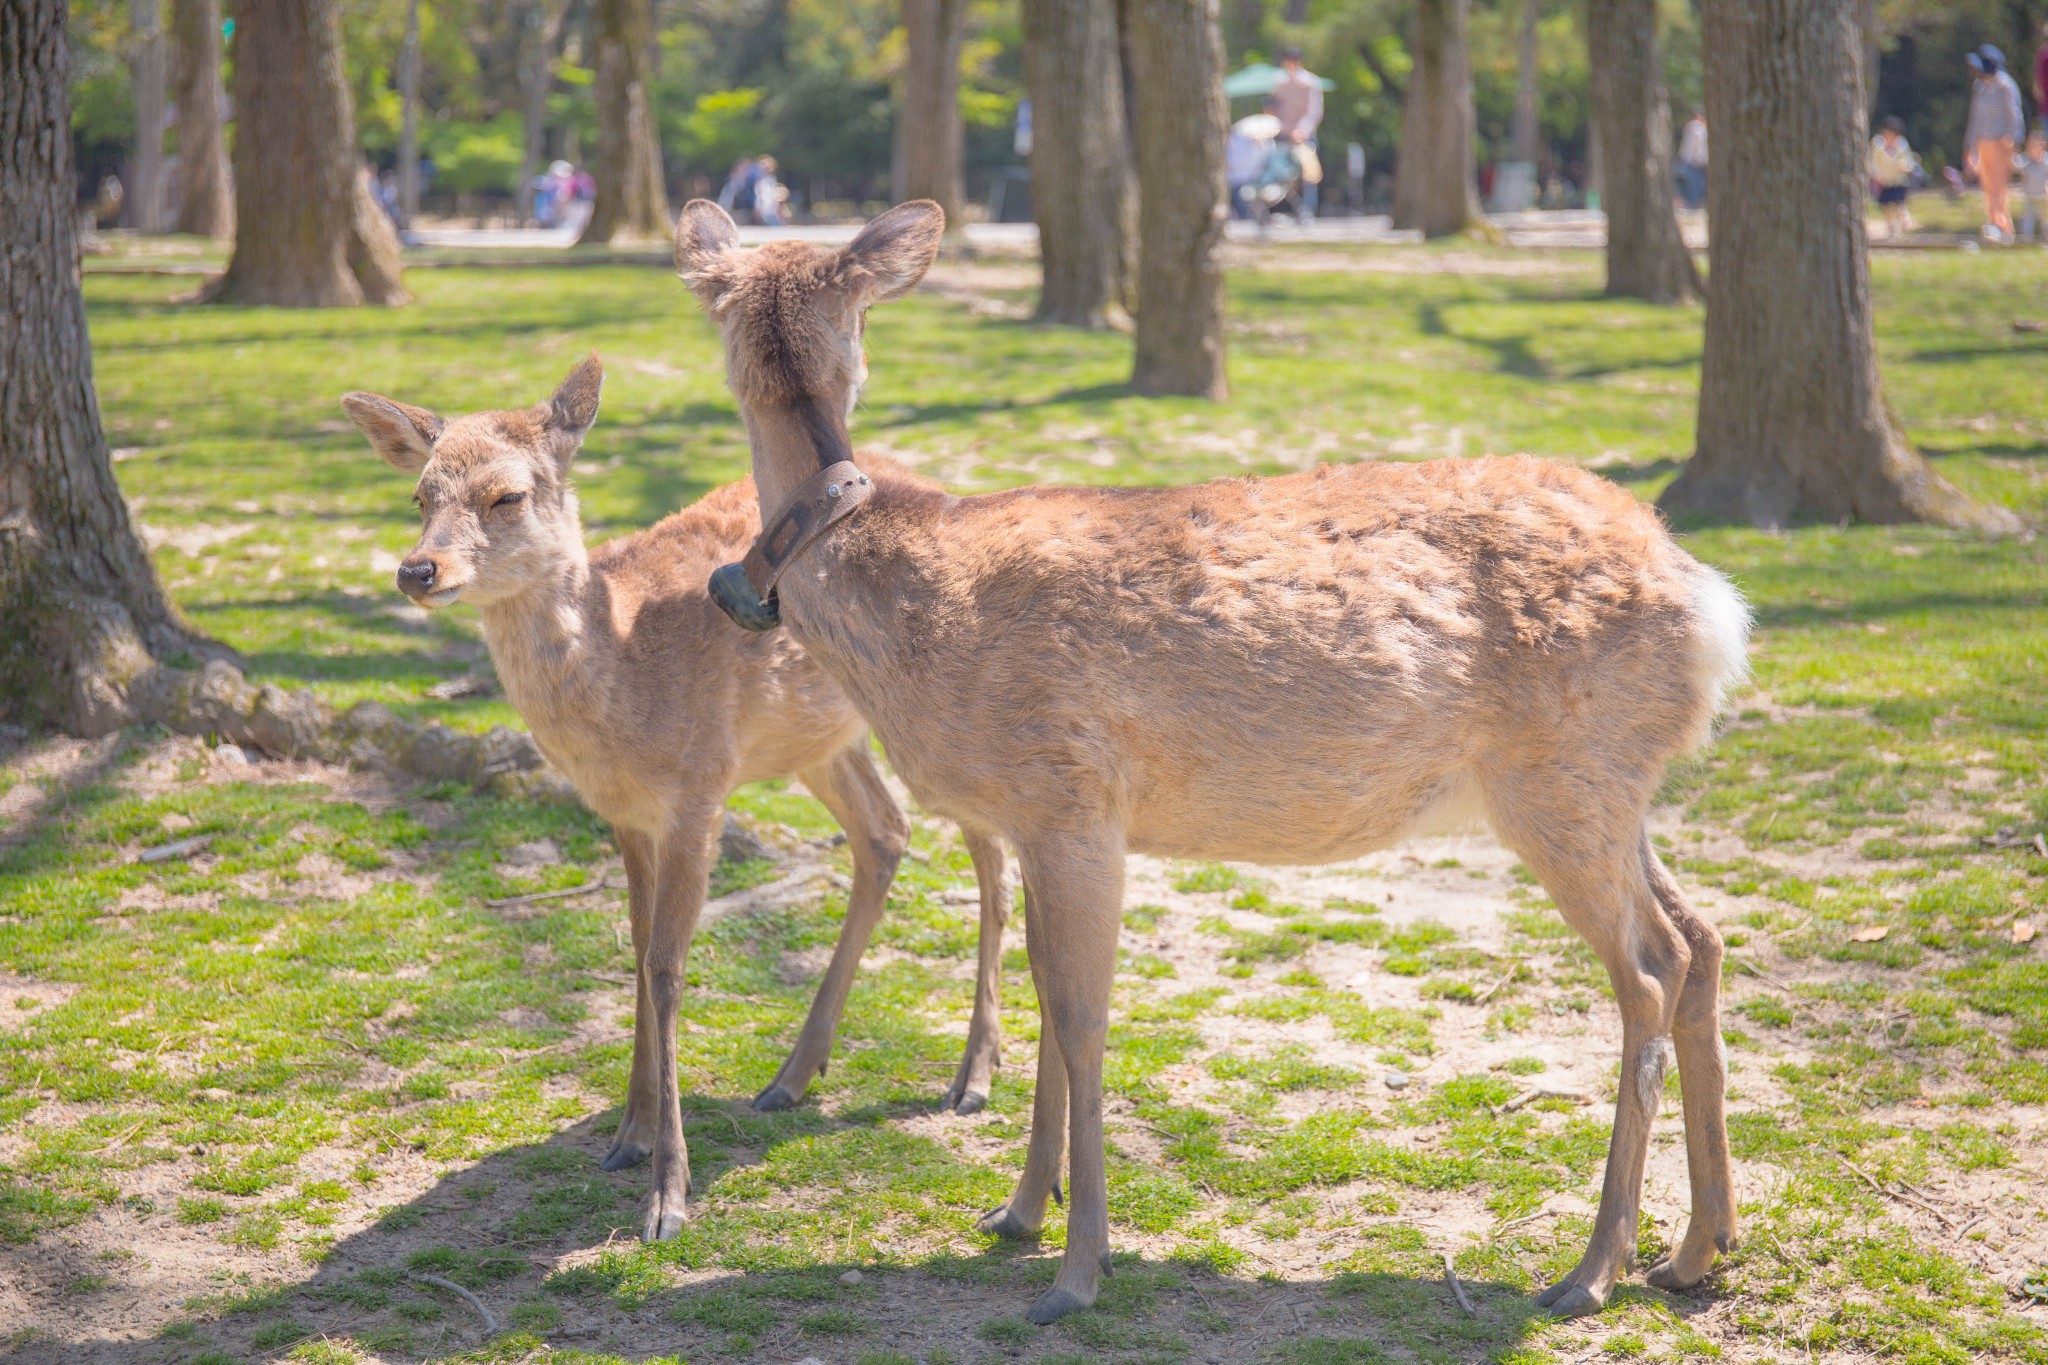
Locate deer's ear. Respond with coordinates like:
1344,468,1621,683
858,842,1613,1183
835,200,945,302
546,352,603,439
342,392,442,473
675,199,742,307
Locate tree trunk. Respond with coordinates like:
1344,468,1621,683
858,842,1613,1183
397,0,422,229
515,0,562,226
1128,0,1228,398
577,0,668,244
1511,0,1539,165
171,0,233,237
1,0,216,730
1661,0,2016,531
129,0,169,231
207,0,407,306
901,0,968,228
1587,0,1698,302
1394,0,1484,238
1021,0,1134,326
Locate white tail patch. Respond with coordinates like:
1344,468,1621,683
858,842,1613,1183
1684,566,1751,747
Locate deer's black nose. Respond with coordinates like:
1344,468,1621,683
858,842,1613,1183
397,558,437,591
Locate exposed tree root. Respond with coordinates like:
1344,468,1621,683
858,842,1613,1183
17,578,565,799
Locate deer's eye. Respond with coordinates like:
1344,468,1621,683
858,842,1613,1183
492,491,526,510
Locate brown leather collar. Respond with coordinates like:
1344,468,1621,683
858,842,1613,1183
709,460,873,631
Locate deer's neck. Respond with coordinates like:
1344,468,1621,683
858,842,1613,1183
742,392,857,515
474,547,599,707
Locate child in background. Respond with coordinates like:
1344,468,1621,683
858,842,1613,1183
2019,128,2048,242
1869,116,1918,239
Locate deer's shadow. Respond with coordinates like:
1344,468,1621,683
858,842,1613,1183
3,1085,1712,1365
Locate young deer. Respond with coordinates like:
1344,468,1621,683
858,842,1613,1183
674,200,1751,1322
340,358,1013,1241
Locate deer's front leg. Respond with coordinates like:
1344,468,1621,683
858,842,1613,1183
639,807,720,1242
600,827,658,1172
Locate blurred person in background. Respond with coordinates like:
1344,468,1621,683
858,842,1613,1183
1226,99,1281,219
1272,46,1324,219
1869,115,1918,239
752,156,787,227
1677,110,1709,211
1965,45,2024,242
2018,127,2048,242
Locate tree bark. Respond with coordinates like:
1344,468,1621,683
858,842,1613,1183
901,0,968,228
1662,0,2016,531
1511,0,1539,165
1021,0,1134,326
577,0,668,244
397,0,422,229
1,0,697,768
207,0,407,306
1587,0,1698,302
1,0,216,730
171,0,233,237
129,0,169,232
1393,0,1484,238
1127,0,1228,398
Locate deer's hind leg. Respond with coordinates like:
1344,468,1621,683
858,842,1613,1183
944,830,1012,1114
1641,835,1737,1290
752,740,909,1112
975,921,1065,1240
1003,830,1124,1324
1484,771,1691,1318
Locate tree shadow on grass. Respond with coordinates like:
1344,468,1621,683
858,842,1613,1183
18,1091,1601,1365
869,382,1139,429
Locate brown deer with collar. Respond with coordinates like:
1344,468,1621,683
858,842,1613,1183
340,359,1012,1242
674,199,1751,1322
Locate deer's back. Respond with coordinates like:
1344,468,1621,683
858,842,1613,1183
787,456,1722,861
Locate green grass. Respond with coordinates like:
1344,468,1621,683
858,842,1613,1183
4,240,2044,1363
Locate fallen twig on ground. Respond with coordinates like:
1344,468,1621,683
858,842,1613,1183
1732,957,1794,992
409,1273,497,1336
484,874,611,909
1502,1086,1591,1113
138,834,212,864
1492,1207,1553,1237
1473,968,1519,1005
1442,1252,1476,1316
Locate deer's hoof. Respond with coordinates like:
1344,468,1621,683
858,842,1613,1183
1025,1287,1092,1325
941,1083,988,1115
598,1138,649,1172
751,1082,800,1113
1645,1254,1708,1292
640,1177,690,1242
975,1203,1039,1241
1536,1280,1606,1318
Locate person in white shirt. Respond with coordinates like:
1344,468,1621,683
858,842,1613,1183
1869,116,1918,239
1226,99,1280,219
1271,46,1325,219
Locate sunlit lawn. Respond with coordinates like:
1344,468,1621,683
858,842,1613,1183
1,240,2041,1364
